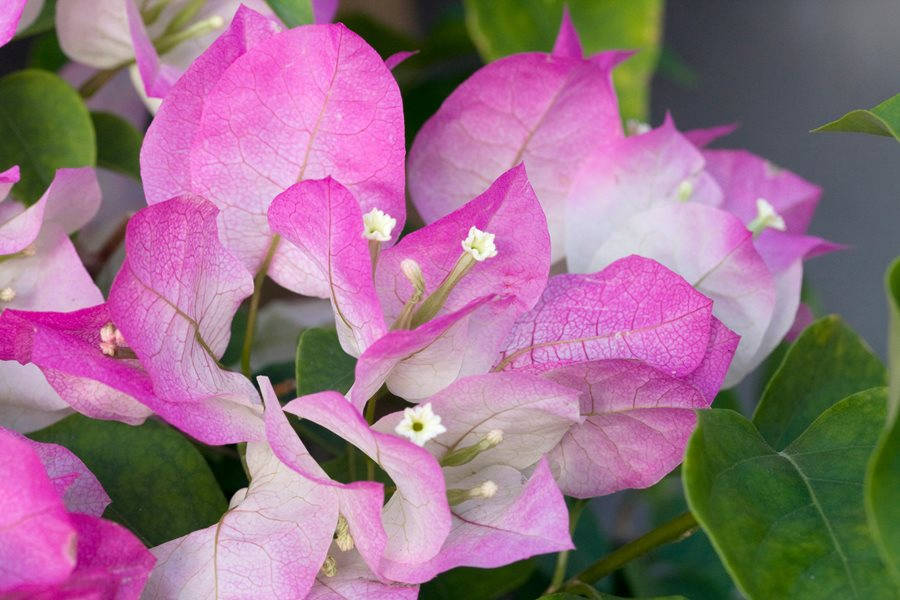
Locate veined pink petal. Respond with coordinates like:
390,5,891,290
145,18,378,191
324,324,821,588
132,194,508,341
376,165,548,325
108,197,263,444
268,178,386,357
408,26,623,262
0,305,153,425
786,302,814,342
56,0,134,68
308,550,419,600
681,318,740,402
259,378,387,574
312,0,338,24
350,295,510,407
496,256,715,376
283,392,451,566
701,148,822,234
0,362,70,433
189,22,405,294
544,360,711,497
384,50,417,70
682,123,739,148
141,6,279,208
590,203,775,386
0,167,101,255
378,460,572,583
0,0,27,47
552,6,582,58
0,165,20,200
566,117,722,273
27,438,111,516
145,442,336,600
125,0,180,99
0,428,76,593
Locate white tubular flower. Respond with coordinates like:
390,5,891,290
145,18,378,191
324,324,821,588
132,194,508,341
363,208,397,242
461,226,498,261
395,402,447,446
0,287,15,302
748,198,787,236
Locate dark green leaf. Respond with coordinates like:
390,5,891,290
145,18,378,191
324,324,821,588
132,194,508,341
0,69,96,204
539,592,684,600
91,111,143,180
264,0,313,28
866,258,900,583
753,315,885,449
420,560,535,600
30,415,227,547
684,393,898,599
813,93,900,141
461,0,663,120
27,31,68,72
295,326,356,395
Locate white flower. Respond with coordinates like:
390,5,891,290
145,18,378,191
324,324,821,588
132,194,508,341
0,287,15,302
748,198,786,236
395,402,447,446
362,208,397,242
461,226,498,261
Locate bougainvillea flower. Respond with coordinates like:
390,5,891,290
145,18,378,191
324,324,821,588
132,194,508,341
408,8,627,261
146,378,439,597
0,427,154,598
543,359,723,497
107,197,263,443
372,372,578,581
0,167,106,432
268,165,549,406
141,7,406,297
0,0,27,47
566,119,838,384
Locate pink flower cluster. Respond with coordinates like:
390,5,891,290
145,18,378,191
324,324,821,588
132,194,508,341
0,5,836,599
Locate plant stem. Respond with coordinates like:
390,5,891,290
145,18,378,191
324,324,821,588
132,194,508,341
79,63,132,98
547,498,589,592
563,511,698,590
240,235,280,378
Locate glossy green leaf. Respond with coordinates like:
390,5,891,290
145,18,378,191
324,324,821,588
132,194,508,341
866,258,900,582
295,326,356,395
264,0,313,28
0,69,95,204
91,111,143,180
684,392,898,599
421,560,536,600
27,31,68,72
539,592,683,600
813,93,900,141
462,0,663,120
753,315,885,449
30,415,227,547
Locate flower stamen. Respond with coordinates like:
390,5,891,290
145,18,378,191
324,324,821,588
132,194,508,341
747,198,786,237
447,480,499,505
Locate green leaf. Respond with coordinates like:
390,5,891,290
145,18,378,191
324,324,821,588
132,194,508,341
91,111,143,180
420,560,535,600
813,93,900,141
30,415,227,547
27,31,68,72
866,258,900,583
684,393,898,599
0,69,95,204
461,0,663,120
264,0,313,28
753,315,885,449
538,592,684,600
295,326,356,395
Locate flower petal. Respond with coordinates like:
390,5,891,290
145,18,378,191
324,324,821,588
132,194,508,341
28,437,111,516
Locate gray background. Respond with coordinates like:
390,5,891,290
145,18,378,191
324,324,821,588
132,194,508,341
651,1,899,357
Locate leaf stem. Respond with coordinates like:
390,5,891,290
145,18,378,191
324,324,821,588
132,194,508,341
563,511,698,590
547,498,589,592
79,62,132,98
240,235,280,378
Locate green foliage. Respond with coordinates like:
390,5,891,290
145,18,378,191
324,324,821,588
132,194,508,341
461,0,663,120
684,392,898,599
813,93,900,141
30,415,227,547
27,31,67,72
539,591,684,600
91,112,143,180
0,69,95,204
295,326,356,395
865,258,900,583
264,0,314,28
753,315,886,449
420,560,535,600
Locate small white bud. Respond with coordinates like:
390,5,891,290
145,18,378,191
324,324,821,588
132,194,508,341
461,226,498,262
676,179,694,202
472,480,498,499
748,198,786,236
395,402,447,446
400,259,426,295
485,429,504,446
0,287,15,302
363,208,397,242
